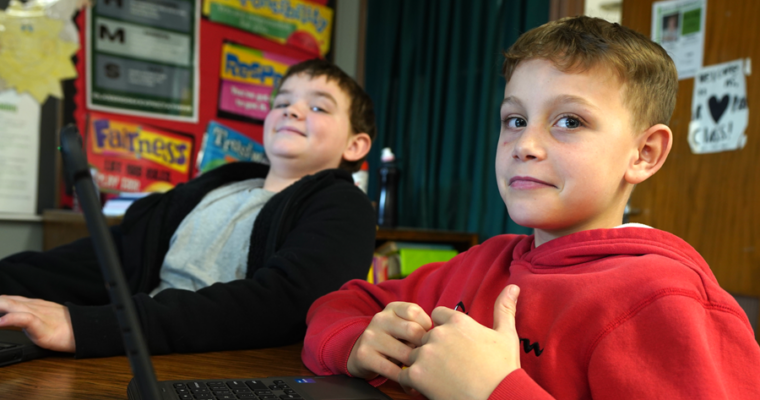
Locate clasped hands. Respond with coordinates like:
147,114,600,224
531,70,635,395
0,295,75,352
347,285,522,400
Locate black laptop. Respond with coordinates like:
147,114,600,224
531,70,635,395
0,329,54,367
59,125,391,400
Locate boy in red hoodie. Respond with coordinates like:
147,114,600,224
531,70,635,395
302,16,760,399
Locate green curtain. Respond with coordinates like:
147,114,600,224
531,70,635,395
364,0,549,241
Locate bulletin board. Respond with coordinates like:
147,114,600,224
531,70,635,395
68,0,332,205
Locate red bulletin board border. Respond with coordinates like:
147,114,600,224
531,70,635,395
69,0,328,205
73,0,328,164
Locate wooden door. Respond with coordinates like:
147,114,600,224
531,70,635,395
622,0,760,340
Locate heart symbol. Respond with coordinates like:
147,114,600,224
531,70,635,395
708,95,730,123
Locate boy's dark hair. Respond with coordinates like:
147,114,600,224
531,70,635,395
502,16,678,130
275,59,377,172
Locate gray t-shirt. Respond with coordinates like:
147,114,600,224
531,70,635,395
150,178,275,296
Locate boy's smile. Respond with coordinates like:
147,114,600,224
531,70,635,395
508,176,556,190
496,58,643,246
275,126,307,137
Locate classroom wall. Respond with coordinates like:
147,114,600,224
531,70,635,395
0,0,40,258
0,0,362,258
0,87,59,258
584,0,621,23
0,220,42,259
333,0,363,80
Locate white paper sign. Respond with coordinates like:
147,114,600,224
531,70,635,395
86,0,200,122
688,59,749,154
651,0,706,79
0,90,41,215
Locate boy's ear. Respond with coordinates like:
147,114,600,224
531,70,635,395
342,132,372,162
625,123,673,184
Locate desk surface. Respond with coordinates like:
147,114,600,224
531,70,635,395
0,342,415,400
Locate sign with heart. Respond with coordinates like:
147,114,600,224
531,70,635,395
688,59,749,154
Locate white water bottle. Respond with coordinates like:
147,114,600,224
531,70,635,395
352,161,369,194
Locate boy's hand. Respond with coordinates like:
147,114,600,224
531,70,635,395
0,295,76,353
399,285,521,400
347,302,432,382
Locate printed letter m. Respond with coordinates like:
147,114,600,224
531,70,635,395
99,25,125,43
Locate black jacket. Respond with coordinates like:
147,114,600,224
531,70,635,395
0,162,376,358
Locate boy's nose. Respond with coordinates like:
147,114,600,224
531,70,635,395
512,127,546,161
282,104,303,119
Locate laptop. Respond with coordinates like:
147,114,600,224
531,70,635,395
59,125,392,400
0,329,55,367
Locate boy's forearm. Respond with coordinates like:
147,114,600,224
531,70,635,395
302,277,389,373
302,316,371,376
302,274,422,378
302,252,468,384
69,303,123,358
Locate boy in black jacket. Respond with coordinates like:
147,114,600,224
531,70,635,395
0,59,378,358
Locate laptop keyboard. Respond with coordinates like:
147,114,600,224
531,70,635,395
172,379,303,400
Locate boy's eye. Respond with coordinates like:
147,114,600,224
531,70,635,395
311,106,327,113
556,116,582,129
273,102,289,109
503,117,527,128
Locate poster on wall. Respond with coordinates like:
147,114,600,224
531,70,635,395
86,113,195,193
651,0,706,79
197,121,268,174
688,59,749,154
218,42,299,121
203,0,333,56
0,90,41,216
86,0,200,122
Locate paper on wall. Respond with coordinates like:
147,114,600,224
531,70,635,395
688,59,749,154
651,0,706,80
0,90,41,215
36,0,87,43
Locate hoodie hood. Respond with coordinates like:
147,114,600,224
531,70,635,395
512,227,717,285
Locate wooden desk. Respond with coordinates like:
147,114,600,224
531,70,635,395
0,342,415,400
42,209,122,251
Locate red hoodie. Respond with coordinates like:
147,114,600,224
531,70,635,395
303,227,760,399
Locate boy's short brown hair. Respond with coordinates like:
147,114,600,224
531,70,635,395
275,59,377,173
502,16,678,130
